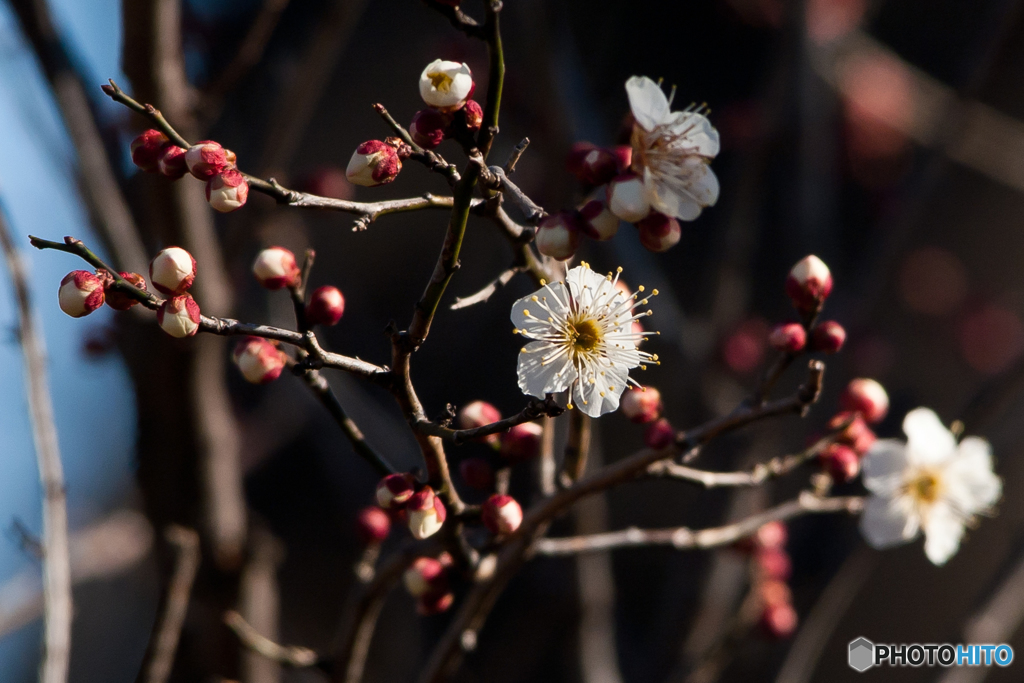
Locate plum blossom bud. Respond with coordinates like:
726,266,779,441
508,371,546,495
810,320,846,353
419,59,474,111
820,442,860,482
157,145,187,179
613,145,632,172
755,548,792,581
205,168,249,213
785,255,833,312
458,400,501,444
500,421,543,461
376,473,416,509
252,247,300,290
157,294,201,338
459,457,494,490
232,337,287,384
644,418,675,449
828,412,876,454
131,129,169,172
566,143,618,185
759,579,792,608
768,322,807,353
761,602,798,639
755,521,787,550
579,196,620,241
149,246,196,295
305,286,345,326
607,174,651,223
104,272,147,311
185,140,231,180
535,211,582,260
355,507,391,545
636,212,681,253
840,378,889,424
481,494,523,535
58,271,104,317
407,487,446,540
418,591,455,615
462,99,483,132
403,557,446,598
409,108,451,149
346,140,402,187
620,386,662,424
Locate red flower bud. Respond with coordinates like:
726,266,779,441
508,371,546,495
376,473,416,509
459,457,495,491
58,270,104,317
619,386,663,424
407,487,446,540
840,378,889,424
636,212,681,253
346,140,402,187
500,422,543,461
185,140,231,180
103,272,147,311
355,506,391,545
481,494,523,535
785,255,833,312
252,247,301,290
157,145,188,179
535,211,582,261
768,323,807,353
810,320,846,353
760,602,798,639
131,129,169,172
305,286,345,326
567,143,618,185
579,196,620,241
820,442,860,482
644,418,675,450
403,557,446,597
759,578,793,608
755,547,792,581
458,401,501,445
232,337,287,384
462,100,483,132
409,108,452,149
157,294,201,338
827,411,877,455
206,168,249,213
149,246,196,295
755,521,787,551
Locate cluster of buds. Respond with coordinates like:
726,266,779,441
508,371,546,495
737,522,798,639
403,556,454,615
453,402,544,491
59,262,149,319
232,337,287,384
767,256,845,357
375,474,447,540
148,246,203,338
819,378,889,482
131,131,248,213
408,59,482,149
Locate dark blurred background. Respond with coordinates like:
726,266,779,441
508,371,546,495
3,0,1024,682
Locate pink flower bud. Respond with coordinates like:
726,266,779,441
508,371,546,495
636,212,681,253
185,140,231,180
305,286,345,326
768,322,807,353
418,590,455,615
755,547,792,581
232,337,286,384
407,486,446,540
579,197,620,241
58,271,105,317
606,174,651,223
759,578,793,608
462,99,483,132
205,168,249,213
252,247,301,290
840,378,889,424
500,421,543,462
612,144,633,172
567,143,618,185
131,129,169,172
482,494,523,535
419,60,474,111
103,272,147,311
535,211,582,261
785,255,833,312
458,401,501,444
459,457,495,490
149,246,196,295
157,145,188,179
755,521,787,550
644,418,675,450
409,108,452,149
346,140,402,187
820,442,860,482
619,386,662,424
376,473,416,509
809,320,846,353
761,602,798,639
403,557,446,597
827,411,876,455
355,507,391,545
157,294,201,338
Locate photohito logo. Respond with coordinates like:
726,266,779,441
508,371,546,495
848,637,1014,672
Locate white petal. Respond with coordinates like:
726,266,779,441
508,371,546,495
626,76,670,131
517,341,575,397
510,282,570,338
902,408,957,466
861,440,909,496
860,494,919,549
922,502,965,565
945,437,1002,513
574,362,630,418
670,112,721,157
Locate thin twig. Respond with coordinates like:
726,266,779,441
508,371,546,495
486,166,545,223
560,410,592,487
415,396,563,444
136,526,201,683
504,138,530,175
0,209,72,683
373,103,459,184
450,266,522,309
422,0,487,39
225,611,320,669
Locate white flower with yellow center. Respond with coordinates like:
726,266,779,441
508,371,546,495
511,263,658,418
860,408,1001,565
419,59,474,111
626,76,720,221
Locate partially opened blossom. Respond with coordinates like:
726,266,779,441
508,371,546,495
407,487,446,540
157,294,201,338
626,76,720,221
512,263,657,417
346,140,402,187
419,60,474,111
860,408,1001,565
58,271,105,317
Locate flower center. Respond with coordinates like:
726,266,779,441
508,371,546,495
568,317,603,356
428,71,453,92
909,471,942,503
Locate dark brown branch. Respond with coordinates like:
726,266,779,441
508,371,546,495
225,611,320,669
136,527,201,683
422,0,487,39
373,103,460,184
504,138,529,174
415,396,563,444
485,165,545,223
560,410,592,487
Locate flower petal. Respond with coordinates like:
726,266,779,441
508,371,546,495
861,439,909,496
626,76,670,131
517,341,575,397
922,502,965,565
860,494,919,549
670,112,721,157
945,436,1002,513
510,282,570,339
902,408,957,466
573,361,630,417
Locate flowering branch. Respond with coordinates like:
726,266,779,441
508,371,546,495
224,611,320,669
534,493,864,556
372,103,460,184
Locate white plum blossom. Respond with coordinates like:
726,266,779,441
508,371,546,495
511,263,657,418
860,408,1001,565
419,60,474,111
626,76,720,221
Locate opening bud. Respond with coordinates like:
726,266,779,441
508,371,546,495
785,255,833,312
157,145,188,180
481,494,523,535
419,59,474,111
535,211,582,261
185,140,232,180
58,271,105,317
403,557,446,598
252,247,301,290
346,140,402,187
157,294,201,338
305,286,345,326
567,143,619,186
820,442,860,482
459,457,495,491
149,246,196,295
579,196,620,241
131,129,169,172
409,108,452,149
407,486,446,540
458,401,501,444
206,168,249,213
500,421,543,462
620,386,662,424
355,507,391,545
232,337,287,384
636,212,681,253
840,378,889,424
768,323,807,353
607,174,651,223
376,473,416,509
644,418,675,450
809,320,846,353
103,272,147,311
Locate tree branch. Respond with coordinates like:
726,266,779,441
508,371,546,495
224,611,320,669
450,266,523,310
415,396,563,444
